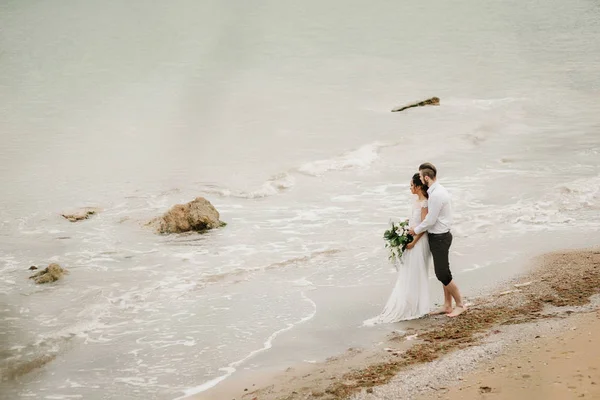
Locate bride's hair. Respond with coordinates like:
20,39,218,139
412,173,429,198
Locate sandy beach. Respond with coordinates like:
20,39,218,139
196,248,600,400
418,310,600,400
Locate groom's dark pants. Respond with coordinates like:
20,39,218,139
428,231,453,286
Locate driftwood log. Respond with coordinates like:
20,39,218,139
391,97,440,112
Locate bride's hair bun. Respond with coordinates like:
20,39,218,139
412,173,429,198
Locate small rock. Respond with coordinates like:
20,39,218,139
28,266,38,271
147,197,225,234
479,386,492,393
522,374,531,378
28,264,68,284
61,207,101,222
366,388,374,394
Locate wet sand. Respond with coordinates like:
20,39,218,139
191,248,600,400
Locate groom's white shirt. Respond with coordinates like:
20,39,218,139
414,181,452,235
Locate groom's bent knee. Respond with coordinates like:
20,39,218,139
435,269,453,286
440,274,453,287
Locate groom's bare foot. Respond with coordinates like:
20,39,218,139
429,307,452,315
447,306,467,318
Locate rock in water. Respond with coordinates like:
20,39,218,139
61,207,101,222
391,97,440,112
29,264,68,284
148,197,225,234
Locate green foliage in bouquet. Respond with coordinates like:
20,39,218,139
383,219,414,262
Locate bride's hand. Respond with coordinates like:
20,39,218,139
405,242,415,250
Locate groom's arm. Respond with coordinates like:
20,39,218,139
414,195,443,235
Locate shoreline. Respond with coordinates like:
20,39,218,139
191,248,600,400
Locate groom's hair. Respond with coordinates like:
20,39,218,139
419,162,437,177
420,167,436,181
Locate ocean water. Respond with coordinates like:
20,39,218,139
1,0,600,399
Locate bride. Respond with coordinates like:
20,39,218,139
365,173,431,324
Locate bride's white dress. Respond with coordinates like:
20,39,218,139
365,199,431,325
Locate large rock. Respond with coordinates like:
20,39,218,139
148,197,225,234
61,207,101,222
391,97,440,112
29,263,68,284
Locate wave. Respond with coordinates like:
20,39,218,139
174,290,317,399
555,175,600,211
0,329,79,381
197,142,396,199
454,174,600,237
469,97,525,109
198,172,295,199
297,142,388,177
198,249,340,287
442,97,526,111
455,201,574,237
1,352,59,381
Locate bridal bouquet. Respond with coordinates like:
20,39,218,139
383,220,414,262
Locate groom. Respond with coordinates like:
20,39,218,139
409,163,466,318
